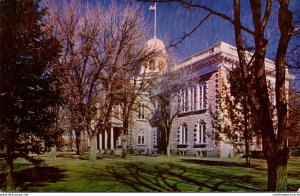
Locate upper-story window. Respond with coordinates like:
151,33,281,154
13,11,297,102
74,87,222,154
113,105,121,120
180,82,207,113
234,132,242,144
181,89,187,112
199,83,207,110
138,102,145,119
178,123,188,144
191,85,197,111
194,121,206,144
137,129,145,145
154,99,158,109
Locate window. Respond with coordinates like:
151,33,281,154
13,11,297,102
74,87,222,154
138,102,145,119
149,59,156,70
153,130,157,146
194,86,198,110
199,83,207,110
185,88,189,111
234,132,242,144
191,85,197,111
180,83,206,113
190,87,194,111
181,89,188,112
195,121,206,144
138,129,145,145
181,90,184,112
154,99,158,109
114,105,121,119
179,123,188,144
178,95,181,112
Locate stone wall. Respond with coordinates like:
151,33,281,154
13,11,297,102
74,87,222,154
129,95,157,155
169,63,221,157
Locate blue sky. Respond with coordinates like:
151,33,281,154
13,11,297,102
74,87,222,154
95,1,299,61
96,0,239,60
140,1,299,63
143,1,236,61
139,0,299,83
90,0,299,81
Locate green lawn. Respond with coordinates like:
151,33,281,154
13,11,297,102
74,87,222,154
1,155,299,192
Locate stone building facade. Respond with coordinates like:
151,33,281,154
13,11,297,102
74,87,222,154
62,39,293,158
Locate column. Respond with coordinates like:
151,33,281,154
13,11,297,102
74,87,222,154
99,133,102,150
110,127,114,149
104,129,108,149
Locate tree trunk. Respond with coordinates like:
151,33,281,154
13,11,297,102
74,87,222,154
245,130,250,167
5,154,15,191
75,130,81,155
121,134,127,158
80,131,85,156
160,128,167,154
122,118,129,158
89,135,97,161
245,141,250,167
166,145,171,157
165,127,171,157
267,149,289,191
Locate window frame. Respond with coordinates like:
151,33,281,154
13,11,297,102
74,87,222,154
137,129,145,145
179,82,207,114
138,102,145,119
179,123,188,144
195,121,207,144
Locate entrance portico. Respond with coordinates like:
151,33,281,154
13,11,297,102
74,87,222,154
97,127,122,151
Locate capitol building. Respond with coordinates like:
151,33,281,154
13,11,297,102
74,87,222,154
62,32,293,158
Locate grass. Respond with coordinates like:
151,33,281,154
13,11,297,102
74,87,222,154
0,155,299,192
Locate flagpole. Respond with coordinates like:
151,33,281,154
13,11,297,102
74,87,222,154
154,2,156,38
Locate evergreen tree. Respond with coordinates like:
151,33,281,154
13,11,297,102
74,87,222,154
0,0,63,190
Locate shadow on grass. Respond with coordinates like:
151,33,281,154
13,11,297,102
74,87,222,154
0,166,66,191
181,159,256,168
100,162,263,192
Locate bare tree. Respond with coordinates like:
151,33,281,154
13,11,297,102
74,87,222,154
140,0,299,191
46,1,161,160
149,70,184,157
44,0,86,155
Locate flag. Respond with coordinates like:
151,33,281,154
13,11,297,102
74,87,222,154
149,4,156,10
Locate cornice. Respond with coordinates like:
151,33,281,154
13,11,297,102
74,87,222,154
171,41,294,81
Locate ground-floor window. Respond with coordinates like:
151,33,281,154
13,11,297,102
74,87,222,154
138,129,145,145
195,121,206,144
178,123,188,144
